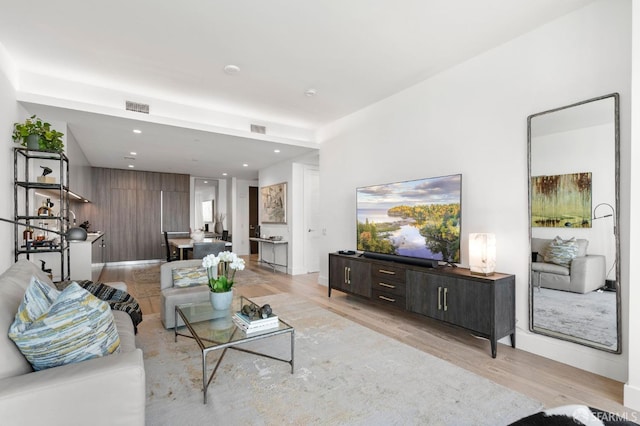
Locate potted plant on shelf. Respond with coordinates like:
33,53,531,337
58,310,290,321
202,251,245,310
12,115,65,152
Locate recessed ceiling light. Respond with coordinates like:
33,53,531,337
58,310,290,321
128,164,135,168
243,163,248,167
133,129,142,134
130,151,137,155
222,173,228,176
305,88,317,97
203,181,208,184
274,149,280,153
224,64,240,75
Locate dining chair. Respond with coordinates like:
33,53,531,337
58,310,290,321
164,231,180,262
191,241,227,259
164,231,190,262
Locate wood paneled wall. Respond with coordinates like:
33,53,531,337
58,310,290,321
73,168,190,262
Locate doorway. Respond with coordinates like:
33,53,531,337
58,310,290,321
303,167,320,273
249,186,258,254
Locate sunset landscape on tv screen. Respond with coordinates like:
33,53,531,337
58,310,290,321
356,174,461,263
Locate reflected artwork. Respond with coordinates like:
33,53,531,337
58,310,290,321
531,172,591,228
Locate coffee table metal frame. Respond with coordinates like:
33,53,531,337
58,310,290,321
175,296,295,404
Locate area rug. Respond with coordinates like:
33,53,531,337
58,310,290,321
131,263,265,299
132,264,161,284
138,293,543,425
533,288,617,349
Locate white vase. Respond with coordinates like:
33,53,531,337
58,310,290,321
209,290,233,310
191,229,204,242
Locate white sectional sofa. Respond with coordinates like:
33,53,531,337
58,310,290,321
0,259,146,426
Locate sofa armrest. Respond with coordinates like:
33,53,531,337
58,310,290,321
0,349,145,426
570,255,606,293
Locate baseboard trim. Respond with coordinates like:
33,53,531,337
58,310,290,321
624,383,640,412
106,259,163,267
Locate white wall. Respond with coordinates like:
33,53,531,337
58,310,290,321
66,128,93,200
624,0,640,412
0,42,20,271
318,0,631,382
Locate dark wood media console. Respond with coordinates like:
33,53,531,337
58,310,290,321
328,252,516,358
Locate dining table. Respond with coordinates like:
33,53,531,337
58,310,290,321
168,238,232,260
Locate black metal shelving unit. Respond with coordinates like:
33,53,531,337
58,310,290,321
13,147,70,280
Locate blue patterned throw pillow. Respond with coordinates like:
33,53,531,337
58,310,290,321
543,236,579,268
8,278,121,371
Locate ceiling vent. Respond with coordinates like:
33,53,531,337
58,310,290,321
125,101,150,114
250,124,266,134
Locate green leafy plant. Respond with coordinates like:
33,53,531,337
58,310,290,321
12,115,64,152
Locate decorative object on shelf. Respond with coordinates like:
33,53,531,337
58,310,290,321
0,218,88,241
469,233,496,276
12,115,65,152
37,166,56,183
22,227,34,243
37,199,53,216
214,213,225,234
202,250,246,310
260,182,287,224
190,228,204,242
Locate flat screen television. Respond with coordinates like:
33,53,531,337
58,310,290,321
356,174,462,267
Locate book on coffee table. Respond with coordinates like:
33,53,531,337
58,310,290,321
232,311,279,332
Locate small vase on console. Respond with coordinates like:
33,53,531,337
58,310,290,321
214,222,223,234
191,229,204,242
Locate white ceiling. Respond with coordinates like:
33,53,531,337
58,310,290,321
0,0,594,178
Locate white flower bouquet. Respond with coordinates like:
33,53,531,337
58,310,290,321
202,251,246,292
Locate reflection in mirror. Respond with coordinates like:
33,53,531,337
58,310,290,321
528,93,620,353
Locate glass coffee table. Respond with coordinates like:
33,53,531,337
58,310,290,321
174,295,295,404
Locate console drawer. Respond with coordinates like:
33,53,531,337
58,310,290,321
372,289,406,308
372,264,406,284
372,279,406,297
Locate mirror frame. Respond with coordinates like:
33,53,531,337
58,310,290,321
527,93,621,354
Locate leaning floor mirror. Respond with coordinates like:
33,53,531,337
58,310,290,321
528,93,621,353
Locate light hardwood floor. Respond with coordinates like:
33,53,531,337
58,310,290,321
100,255,638,419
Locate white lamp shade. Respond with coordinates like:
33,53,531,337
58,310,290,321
469,233,496,276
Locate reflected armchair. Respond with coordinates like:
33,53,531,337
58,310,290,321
531,237,606,294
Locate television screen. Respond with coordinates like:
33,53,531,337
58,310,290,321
356,174,461,264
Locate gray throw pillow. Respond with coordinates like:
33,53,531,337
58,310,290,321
543,236,579,268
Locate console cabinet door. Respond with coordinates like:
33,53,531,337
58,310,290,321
329,255,350,293
444,279,491,334
329,255,371,298
407,271,491,332
406,270,444,320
